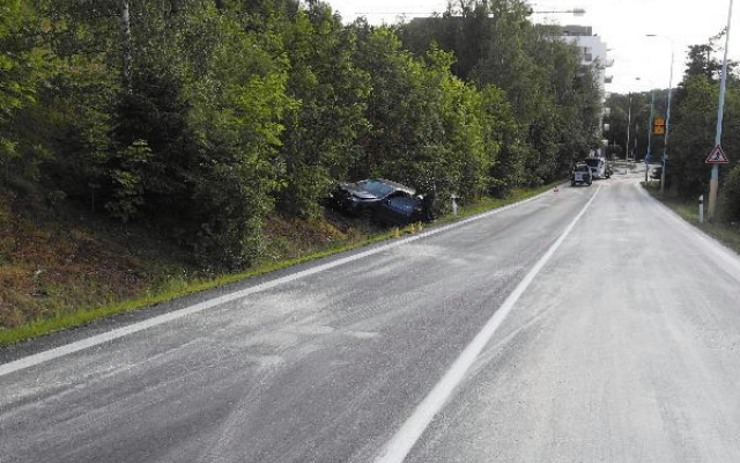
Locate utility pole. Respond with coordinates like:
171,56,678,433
646,89,655,182
661,50,674,194
646,34,675,194
625,93,632,161
709,0,734,220
634,123,639,156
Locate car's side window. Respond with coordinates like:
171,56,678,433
387,195,417,213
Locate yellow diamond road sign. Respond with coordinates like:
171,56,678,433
706,145,730,164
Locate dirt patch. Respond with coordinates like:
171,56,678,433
0,185,380,330
0,188,187,328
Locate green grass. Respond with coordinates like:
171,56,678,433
0,182,561,346
451,182,561,219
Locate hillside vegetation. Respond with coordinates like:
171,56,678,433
0,186,196,328
604,39,740,219
1,0,602,337
0,183,370,339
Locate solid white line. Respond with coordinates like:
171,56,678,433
374,185,601,463
0,188,556,378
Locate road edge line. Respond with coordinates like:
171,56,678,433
373,185,601,463
0,186,559,377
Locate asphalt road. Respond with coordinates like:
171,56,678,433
3,168,740,462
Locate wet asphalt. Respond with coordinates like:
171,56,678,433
2,167,740,462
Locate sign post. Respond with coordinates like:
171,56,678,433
709,0,735,220
644,153,652,182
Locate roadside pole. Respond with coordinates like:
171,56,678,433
709,0,734,220
645,89,655,183
660,50,674,195
626,93,632,161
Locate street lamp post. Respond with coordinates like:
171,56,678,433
646,89,655,180
636,77,656,182
709,0,735,220
646,34,675,194
626,93,632,161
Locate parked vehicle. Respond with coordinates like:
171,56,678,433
327,178,424,224
584,157,612,179
571,163,593,186
650,166,663,180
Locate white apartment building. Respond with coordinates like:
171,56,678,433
560,25,612,99
560,25,612,152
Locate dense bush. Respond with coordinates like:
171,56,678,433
654,43,740,207
720,165,740,222
1,0,604,269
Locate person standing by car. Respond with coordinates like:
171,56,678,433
422,190,436,222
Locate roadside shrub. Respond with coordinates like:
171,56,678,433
720,164,740,222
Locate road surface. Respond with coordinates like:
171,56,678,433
2,168,740,462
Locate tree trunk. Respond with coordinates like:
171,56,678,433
122,0,133,95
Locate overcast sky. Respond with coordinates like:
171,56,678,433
327,0,740,95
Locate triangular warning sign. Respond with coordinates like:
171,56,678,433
705,145,730,164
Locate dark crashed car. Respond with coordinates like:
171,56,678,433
327,178,426,225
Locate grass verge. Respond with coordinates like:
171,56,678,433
0,181,560,346
642,182,740,254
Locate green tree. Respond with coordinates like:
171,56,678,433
33,1,294,268
275,1,370,219
32,0,121,205
720,164,740,222
399,0,602,189
669,40,740,199
179,5,293,268
0,0,49,184
352,26,508,203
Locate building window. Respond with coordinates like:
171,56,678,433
583,47,593,62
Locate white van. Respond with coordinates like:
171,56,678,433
584,157,612,179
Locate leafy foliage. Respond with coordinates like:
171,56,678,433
274,1,370,219
611,36,740,221
721,164,740,222
1,0,605,270
398,0,602,190
0,0,49,185
668,41,740,200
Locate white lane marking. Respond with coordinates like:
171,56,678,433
0,187,561,378
374,185,601,463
